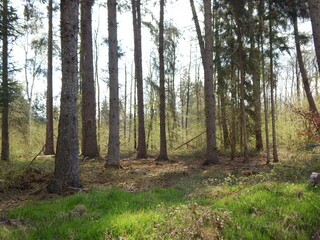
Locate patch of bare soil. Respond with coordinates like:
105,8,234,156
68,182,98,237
0,154,270,212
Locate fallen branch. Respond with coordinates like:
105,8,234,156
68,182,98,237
25,144,46,171
174,131,205,150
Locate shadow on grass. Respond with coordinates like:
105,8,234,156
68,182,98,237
2,187,186,240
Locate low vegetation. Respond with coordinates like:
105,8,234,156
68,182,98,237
1,152,320,239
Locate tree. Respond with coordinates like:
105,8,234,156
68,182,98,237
132,0,147,158
203,0,219,165
44,0,54,155
157,0,168,160
308,0,320,73
292,4,319,113
80,0,99,158
47,0,82,193
1,0,9,161
105,0,120,166
269,0,279,162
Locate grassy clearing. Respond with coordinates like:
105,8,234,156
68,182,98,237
1,156,320,239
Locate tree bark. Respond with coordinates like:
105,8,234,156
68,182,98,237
293,13,319,113
157,0,168,161
1,0,9,161
44,0,55,155
203,0,219,165
132,0,147,158
48,0,82,194
106,0,120,166
309,0,320,73
269,0,279,163
80,0,99,158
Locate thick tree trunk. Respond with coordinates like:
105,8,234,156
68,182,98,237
308,0,320,73
157,0,168,161
44,0,55,155
81,0,99,158
203,0,219,165
106,0,120,166
1,0,9,161
47,0,82,194
293,13,319,114
132,0,147,158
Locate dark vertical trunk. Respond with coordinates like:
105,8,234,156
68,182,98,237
308,0,320,73
1,0,9,161
259,0,270,164
81,0,99,158
203,0,219,165
230,62,237,160
214,1,229,150
232,5,249,162
269,0,279,163
132,0,147,158
45,0,55,155
293,13,319,114
157,0,168,160
106,0,120,166
124,65,127,140
48,0,82,193
249,0,263,152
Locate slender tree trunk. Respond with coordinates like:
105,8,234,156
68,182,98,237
81,0,99,158
124,65,127,140
308,0,320,73
47,0,82,194
231,2,249,162
259,0,270,164
293,13,319,113
203,0,219,165
1,0,9,161
44,0,55,155
132,0,147,158
269,0,279,162
157,0,168,160
106,0,120,166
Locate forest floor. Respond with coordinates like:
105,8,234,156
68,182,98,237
1,152,320,239
0,153,272,211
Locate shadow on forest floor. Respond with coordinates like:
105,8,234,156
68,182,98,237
0,151,318,212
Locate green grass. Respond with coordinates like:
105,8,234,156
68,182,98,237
1,159,320,239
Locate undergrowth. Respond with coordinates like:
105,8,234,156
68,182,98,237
1,156,320,239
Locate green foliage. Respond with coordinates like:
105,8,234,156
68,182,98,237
2,157,320,239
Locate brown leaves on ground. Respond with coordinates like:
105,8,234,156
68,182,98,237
0,154,271,211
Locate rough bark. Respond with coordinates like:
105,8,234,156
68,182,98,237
1,0,9,161
44,0,55,155
105,0,120,166
293,13,319,114
132,0,147,158
308,0,320,73
80,0,99,158
157,0,168,161
47,0,82,194
203,0,219,165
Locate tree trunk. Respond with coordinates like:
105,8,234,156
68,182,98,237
293,13,319,114
157,0,168,161
231,0,249,162
106,0,120,166
203,0,219,165
259,0,270,164
81,0,99,158
308,0,320,73
44,0,55,155
47,0,82,194
1,0,9,161
132,0,147,158
269,0,279,163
